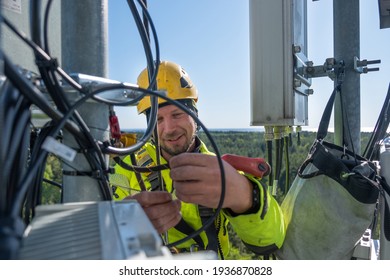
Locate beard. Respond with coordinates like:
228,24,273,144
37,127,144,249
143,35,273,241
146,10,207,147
160,133,196,157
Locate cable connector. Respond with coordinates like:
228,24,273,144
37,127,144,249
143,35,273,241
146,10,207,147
273,126,285,140
264,126,274,141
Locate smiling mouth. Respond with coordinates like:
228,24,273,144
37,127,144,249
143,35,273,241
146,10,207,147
167,135,182,143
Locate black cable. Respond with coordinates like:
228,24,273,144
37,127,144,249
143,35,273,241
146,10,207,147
363,83,390,160
30,0,43,47
135,0,165,194
128,0,161,173
140,0,149,41
44,15,129,199
128,0,154,70
0,83,13,208
15,83,227,246
2,88,29,166
30,3,110,200
3,7,160,203
0,79,31,260
5,58,109,201
25,122,59,222
2,15,84,93
100,86,158,155
31,1,70,116
11,81,124,216
128,0,160,89
4,6,151,128
336,78,359,166
43,0,54,54
5,20,157,183
284,135,290,194
2,16,57,70
0,80,31,209
266,140,273,188
274,138,282,193
8,85,158,214
42,178,62,189
138,0,165,194
2,0,226,253
130,153,147,191
153,130,165,192
3,8,86,136
74,0,162,157
30,1,86,140
113,156,169,173
0,83,10,213
3,55,86,142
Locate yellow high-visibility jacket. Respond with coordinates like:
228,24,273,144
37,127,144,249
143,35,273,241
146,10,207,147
110,137,285,259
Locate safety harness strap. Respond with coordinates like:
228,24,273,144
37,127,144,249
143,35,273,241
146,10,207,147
174,218,205,249
199,206,219,254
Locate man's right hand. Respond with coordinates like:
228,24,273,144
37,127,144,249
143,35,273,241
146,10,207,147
125,191,181,234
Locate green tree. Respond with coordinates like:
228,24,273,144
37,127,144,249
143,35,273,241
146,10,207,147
41,155,62,204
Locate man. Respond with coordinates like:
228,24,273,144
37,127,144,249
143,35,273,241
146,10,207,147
110,61,285,259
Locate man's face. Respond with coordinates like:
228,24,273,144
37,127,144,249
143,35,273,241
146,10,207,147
156,104,197,160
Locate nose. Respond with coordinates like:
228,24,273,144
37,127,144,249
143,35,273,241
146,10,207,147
159,117,177,134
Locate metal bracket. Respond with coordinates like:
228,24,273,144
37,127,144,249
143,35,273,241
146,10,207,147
304,58,345,81
302,56,380,81
354,57,381,74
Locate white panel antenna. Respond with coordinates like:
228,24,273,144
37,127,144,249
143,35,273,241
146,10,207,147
249,0,311,127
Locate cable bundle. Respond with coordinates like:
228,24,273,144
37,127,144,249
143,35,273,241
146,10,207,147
0,79,31,259
0,0,226,259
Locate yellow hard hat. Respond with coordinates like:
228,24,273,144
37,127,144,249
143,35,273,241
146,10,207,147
137,61,198,114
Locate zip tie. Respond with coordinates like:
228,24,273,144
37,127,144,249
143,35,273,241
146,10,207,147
340,172,355,180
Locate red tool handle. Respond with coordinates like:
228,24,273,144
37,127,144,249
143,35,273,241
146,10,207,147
221,154,271,178
109,113,121,140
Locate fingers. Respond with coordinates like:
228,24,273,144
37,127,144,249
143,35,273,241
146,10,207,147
143,199,182,234
170,153,217,168
129,191,173,207
127,191,182,234
171,166,216,182
169,153,222,182
169,153,252,211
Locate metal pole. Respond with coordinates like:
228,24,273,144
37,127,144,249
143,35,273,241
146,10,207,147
61,0,110,202
333,0,361,153
0,7,3,78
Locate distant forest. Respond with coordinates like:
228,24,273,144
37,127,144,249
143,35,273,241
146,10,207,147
40,129,374,259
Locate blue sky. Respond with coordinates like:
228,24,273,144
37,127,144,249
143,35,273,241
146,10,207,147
107,0,390,131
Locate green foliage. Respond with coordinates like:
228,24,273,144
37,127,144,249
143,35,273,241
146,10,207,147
41,155,62,204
